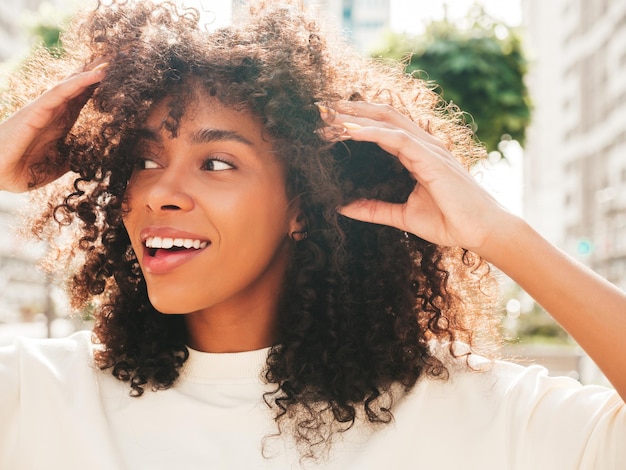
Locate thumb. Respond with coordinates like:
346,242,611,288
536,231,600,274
338,198,407,230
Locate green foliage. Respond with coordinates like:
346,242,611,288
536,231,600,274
31,23,63,56
373,6,531,153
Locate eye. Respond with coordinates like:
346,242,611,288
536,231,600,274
202,157,235,171
136,158,160,170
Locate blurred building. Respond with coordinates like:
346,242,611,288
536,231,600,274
0,194,47,322
523,0,626,289
0,0,36,61
233,0,390,53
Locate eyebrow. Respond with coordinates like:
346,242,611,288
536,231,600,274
191,128,254,146
136,127,254,147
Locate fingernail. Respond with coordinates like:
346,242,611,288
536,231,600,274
342,122,362,130
91,62,109,74
314,101,331,116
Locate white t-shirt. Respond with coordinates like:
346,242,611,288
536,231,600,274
0,331,624,469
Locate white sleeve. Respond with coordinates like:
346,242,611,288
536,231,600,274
500,362,626,469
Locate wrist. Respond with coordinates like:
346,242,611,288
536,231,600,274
475,213,532,269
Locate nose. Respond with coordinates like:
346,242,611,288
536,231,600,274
145,167,195,213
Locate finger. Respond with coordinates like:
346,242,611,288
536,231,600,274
321,101,443,147
40,64,107,109
16,65,107,132
335,123,457,187
316,106,453,172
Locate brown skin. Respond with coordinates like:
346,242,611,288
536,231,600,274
123,96,304,352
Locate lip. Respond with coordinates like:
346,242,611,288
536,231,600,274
139,226,211,275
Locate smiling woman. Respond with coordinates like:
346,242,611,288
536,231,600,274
123,96,299,349
0,0,624,469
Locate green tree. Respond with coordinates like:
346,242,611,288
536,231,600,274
373,6,531,153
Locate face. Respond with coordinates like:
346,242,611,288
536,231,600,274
123,95,301,323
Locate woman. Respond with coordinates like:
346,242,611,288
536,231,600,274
0,1,624,468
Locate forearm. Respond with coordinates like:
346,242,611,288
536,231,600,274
481,216,626,400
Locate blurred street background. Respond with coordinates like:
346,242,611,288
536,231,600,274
1,0,624,387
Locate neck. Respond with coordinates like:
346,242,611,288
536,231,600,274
184,300,279,353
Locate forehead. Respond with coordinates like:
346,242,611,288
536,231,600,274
136,95,275,159
144,94,256,131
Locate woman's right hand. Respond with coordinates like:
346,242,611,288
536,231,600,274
0,63,107,193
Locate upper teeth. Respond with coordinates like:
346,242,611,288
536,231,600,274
145,236,208,249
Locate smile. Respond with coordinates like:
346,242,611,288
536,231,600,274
139,233,211,274
145,236,209,254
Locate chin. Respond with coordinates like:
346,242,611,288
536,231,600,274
147,295,195,315
154,308,185,315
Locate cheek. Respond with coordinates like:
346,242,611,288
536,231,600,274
122,175,140,208
121,175,144,222
121,193,140,250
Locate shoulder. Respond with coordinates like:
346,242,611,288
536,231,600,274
0,330,97,388
1,329,95,360
395,347,625,468
423,342,619,410
400,341,624,442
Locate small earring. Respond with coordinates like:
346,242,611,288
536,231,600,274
290,230,308,241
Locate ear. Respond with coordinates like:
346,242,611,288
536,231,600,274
288,210,307,237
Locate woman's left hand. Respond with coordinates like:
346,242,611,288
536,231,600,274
318,101,512,257
318,102,626,400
